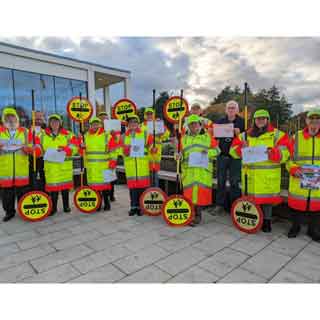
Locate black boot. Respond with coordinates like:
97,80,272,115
307,217,320,242
136,208,143,216
62,190,71,213
288,223,301,238
262,219,272,233
102,191,111,211
2,212,15,222
50,192,58,216
128,208,135,216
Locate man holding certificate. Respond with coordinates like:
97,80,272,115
230,109,290,232
81,117,119,211
40,114,79,215
142,107,170,187
286,109,320,241
0,108,41,222
120,115,155,216
179,114,220,226
211,100,245,215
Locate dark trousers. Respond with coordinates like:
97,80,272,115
216,155,242,208
129,188,145,209
29,156,46,192
2,186,27,216
50,190,70,211
291,209,320,229
110,181,115,198
99,190,110,207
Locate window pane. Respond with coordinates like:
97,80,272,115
0,68,14,122
13,70,41,127
39,74,55,120
54,77,87,132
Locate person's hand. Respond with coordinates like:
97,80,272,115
201,149,208,155
80,143,86,149
108,161,117,169
174,152,182,161
151,147,158,154
242,140,249,148
22,146,33,154
234,128,240,136
0,143,4,150
290,166,303,178
57,146,65,152
123,145,131,156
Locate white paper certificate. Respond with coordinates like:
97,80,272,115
213,123,234,138
188,152,209,169
147,120,165,135
300,165,320,190
104,119,121,132
242,146,268,164
44,148,66,163
103,169,117,183
130,138,145,158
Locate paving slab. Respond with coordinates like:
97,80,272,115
198,248,250,277
70,264,126,283
119,265,172,283
218,268,267,283
241,247,292,280
30,244,93,273
72,244,132,274
168,266,219,283
0,263,36,282
114,244,170,275
155,247,207,276
23,263,81,283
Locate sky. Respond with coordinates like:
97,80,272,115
2,36,320,115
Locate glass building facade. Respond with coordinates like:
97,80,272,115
0,67,88,130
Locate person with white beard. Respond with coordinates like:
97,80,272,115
0,107,41,222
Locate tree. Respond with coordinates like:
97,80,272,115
208,84,293,126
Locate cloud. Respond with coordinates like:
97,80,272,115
1,36,320,114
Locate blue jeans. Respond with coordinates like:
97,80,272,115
216,155,242,208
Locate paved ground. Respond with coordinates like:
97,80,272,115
0,184,319,283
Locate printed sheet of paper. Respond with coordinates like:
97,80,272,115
104,119,121,132
213,123,234,138
103,169,117,183
188,152,209,169
242,146,268,164
147,120,165,135
43,148,66,163
130,138,145,158
300,165,320,190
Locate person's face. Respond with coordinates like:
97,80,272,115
99,115,108,121
91,121,100,131
49,118,61,131
226,103,238,118
254,117,268,128
128,119,139,130
189,121,201,134
146,112,154,121
35,112,45,126
191,107,201,116
306,116,320,132
4,114,18,129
